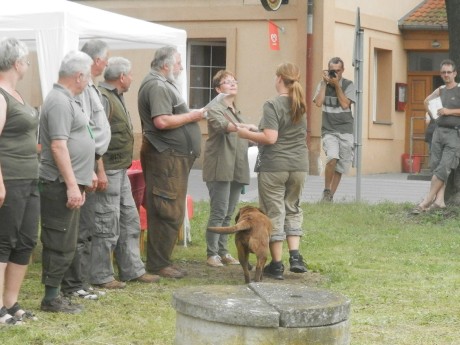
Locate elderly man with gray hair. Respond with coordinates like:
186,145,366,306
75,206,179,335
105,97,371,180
90,57,160,287
61,39,113,299
39,50,94,313
138,46,206,279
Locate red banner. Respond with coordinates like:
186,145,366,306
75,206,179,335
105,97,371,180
268,21,280,51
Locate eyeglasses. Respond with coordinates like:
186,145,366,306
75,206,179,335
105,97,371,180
329,69,341,73
219,80,238,86
441,70,454,74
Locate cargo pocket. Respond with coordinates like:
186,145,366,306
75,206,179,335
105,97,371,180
152,177,181,222
94,204,118,238
41,212,78,253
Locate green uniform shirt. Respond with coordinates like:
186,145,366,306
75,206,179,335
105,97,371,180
202,100,250,184
138,70,201,157
39,83,95,186
257,96,308,172
0,88,39,180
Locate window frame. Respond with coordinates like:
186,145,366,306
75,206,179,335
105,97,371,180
187,40,227,109
372,47,392,125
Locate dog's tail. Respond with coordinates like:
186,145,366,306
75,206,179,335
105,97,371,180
208,220,251,234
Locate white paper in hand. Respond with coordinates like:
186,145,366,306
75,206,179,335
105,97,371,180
428,97,443,119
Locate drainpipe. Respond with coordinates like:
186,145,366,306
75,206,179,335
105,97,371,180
306,0,313,149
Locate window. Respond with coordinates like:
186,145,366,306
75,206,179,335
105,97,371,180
372,48,392,124
408,52,449,72
188,41,226,109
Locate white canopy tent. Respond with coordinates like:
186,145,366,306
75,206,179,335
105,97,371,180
0,0,187,100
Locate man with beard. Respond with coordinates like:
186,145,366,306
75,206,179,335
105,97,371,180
138,46,206,278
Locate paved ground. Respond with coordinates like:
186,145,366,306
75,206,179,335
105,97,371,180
187,169,431,204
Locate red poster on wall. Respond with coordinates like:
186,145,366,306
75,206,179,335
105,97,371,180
268,21,280,50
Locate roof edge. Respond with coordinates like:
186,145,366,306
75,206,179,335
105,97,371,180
398,24,448,31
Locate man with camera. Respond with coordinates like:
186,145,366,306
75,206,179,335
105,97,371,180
313,57,356,202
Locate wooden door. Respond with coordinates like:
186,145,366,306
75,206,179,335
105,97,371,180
406,75,433,167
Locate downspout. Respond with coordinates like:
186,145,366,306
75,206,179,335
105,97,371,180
306,0,314,149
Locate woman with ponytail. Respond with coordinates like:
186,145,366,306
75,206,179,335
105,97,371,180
237,62,309,280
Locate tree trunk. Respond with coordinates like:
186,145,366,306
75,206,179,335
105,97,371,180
445,0,460,75
443,0,460,205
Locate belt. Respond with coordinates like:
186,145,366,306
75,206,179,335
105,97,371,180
438,124,460,137
437,124,460,129
39,178,85,192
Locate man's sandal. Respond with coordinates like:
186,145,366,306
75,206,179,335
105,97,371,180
410,205,427,215
6,302,37,322
427,203,446,212
0,306,21,325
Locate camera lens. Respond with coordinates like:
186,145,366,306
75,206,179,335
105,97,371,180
328,70,336,78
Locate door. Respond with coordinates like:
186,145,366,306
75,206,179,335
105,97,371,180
406,74,442,167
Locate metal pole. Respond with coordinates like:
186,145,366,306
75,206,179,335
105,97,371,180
353,8,364,202
306,0,314,149
409,117,414,174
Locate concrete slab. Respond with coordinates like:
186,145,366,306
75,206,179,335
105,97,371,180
172,285,279,328
249,283,351,328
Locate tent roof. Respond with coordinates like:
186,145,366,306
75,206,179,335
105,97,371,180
0,0,187,98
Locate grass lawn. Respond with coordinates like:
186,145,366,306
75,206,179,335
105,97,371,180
0,201,459,344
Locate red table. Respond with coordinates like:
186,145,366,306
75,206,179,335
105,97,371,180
127,168,145,210
128,160,146,227
127,161,147,255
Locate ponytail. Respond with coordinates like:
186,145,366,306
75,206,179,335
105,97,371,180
276,63,306,124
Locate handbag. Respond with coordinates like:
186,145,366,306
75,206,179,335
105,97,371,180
424,119,436,143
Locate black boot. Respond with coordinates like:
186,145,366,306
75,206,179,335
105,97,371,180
263,261,285,280
289,254,308,273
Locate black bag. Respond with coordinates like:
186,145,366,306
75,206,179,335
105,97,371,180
424,119,436,144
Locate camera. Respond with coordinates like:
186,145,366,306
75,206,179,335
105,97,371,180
328,70,337,78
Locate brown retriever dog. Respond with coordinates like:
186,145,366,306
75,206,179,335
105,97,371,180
208,205,272,283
